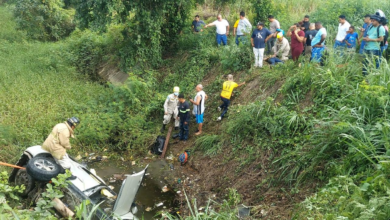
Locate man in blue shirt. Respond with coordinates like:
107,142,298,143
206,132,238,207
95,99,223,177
311,22,327,63
251,22,272,68
359,14,372,54
362,15,385,75
192,15,205,33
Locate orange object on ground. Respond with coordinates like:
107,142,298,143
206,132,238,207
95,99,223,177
0,162,26,169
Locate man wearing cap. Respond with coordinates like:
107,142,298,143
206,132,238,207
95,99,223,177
362,15,385,75
334,15,351,50
217,74,245,121
233,11,252,45
177,94,191,141
311,22,327,63
42,117,80,180
204,14,230,46
267,32,290,65
251,22,272,68
161,87,180,132
266,15,280,54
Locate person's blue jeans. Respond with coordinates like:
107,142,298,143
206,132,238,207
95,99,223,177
219,97,230,118
381,45,388,55
235,35,248,45
179,121,189,140
362,49,381,75
334,40,346,56
359,41,366,54
216,34,227,46
334,40,346,49
268,57,284,65
267,37,276,54
311,47,325,63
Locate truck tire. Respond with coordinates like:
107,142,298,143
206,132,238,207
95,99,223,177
26,156,61,182
15,167,35,197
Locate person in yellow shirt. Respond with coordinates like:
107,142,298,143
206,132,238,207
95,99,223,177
217,74,245,121
233,19,239,36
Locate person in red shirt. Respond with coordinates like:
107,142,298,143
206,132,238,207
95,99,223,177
287,23,305,61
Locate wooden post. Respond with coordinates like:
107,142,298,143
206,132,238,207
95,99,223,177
161,126,172,159
52,198,74,217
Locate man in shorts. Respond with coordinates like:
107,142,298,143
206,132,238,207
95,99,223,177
190,84,207,135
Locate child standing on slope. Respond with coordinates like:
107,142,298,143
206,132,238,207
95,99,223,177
344,26,359,53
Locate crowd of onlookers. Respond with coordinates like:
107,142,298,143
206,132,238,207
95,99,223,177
192,11,389,73
162,11,389,141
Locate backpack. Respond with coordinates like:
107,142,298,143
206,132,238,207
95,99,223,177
151,136,166,155
372,24,389,47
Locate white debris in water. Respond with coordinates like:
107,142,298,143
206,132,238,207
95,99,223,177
132,161,136,165
120,157,124,161
162,186,169,192
156,202,163,207
166,155,174,160
176,191,181,194
108,185,114,190
145,173,150,176
145,207,152,212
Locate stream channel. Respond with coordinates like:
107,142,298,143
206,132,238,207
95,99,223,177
90,158,177,219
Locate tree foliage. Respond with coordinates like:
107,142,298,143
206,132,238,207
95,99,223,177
14,0,75,40
252,0,273,24
74,0,195,70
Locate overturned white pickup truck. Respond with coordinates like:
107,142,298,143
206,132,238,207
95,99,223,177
9,145,147,220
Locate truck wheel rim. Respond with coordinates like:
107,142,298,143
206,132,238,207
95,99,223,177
34,158,56,171
16,170,29,186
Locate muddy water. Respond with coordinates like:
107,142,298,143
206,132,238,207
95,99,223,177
91,159,177,219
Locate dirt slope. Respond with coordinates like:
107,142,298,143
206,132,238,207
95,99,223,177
157,67,317,219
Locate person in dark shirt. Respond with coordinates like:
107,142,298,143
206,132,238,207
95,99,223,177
251,22,272,67
302,15,310,33
192,15,205,33
177,94,190,141
304,23,318,59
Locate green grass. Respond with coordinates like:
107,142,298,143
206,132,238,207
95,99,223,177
0,6,107,160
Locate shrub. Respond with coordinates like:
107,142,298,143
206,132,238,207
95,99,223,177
14,0,75,40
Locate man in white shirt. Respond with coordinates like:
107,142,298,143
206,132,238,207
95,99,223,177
235,11,252,45
205,14,230,46
334,15,350,49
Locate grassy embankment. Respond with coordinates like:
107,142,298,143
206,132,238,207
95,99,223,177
0,5,108,171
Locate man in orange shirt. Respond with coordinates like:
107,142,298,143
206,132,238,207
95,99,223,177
217,74,245,121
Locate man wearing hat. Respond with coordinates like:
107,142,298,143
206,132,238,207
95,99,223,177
267,32,290,65
161,86,180,132
362,14,386,75
251,22,272,67
42,117,80,180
